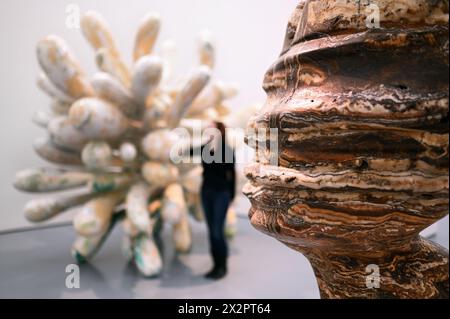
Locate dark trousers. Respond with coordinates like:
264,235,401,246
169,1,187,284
201,187,231,268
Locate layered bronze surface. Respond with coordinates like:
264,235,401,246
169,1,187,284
245,0,449,299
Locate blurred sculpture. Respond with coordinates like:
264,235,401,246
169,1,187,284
14,11,250,277
245,0,449,298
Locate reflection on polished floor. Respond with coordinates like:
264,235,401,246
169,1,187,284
0,214,448,299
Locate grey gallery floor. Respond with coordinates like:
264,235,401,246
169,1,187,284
0,212,448,299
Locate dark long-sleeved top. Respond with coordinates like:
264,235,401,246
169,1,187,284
190,141,236,199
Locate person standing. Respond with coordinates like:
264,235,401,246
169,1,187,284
193,121,236,280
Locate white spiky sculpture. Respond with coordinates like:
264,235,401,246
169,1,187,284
14,11,248,277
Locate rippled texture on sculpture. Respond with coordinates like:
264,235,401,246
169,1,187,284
244,0,449,299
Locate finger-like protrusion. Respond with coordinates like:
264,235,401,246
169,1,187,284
215,103,231,117
133,12,161,62
96,48,131,88
71,230,107,263
48,116,88,151
188,82,238,116
122,217,140,238
69,98,129,140
141,129,179,162
73,191,124,237
91,72,140,119
37,72,75,104
186,85,220,116
50,100,71,115
197,30,215,68
186,193,204,222
167,66,211,128
185,108,214,121
131,55,162,107
80,11,119,56
142,162,179,188
133,233,162,277
217,81,239,100
172,209,192,253
24,192,95,222
36,35,93,99
14,168,92,193
161,183,186,224
81,141,112,170
180,166,203,194
126,182,152,234
143,93,172,130
161,39,177,85
32,110,52,128
33,137,82,165
81,11,131,87
119,142,138,163
72,208,122,263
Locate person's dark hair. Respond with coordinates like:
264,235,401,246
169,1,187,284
215,121,226,142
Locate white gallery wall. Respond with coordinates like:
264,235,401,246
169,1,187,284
0,0,299,230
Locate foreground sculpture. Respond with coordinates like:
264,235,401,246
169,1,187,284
245,0,449,298
14,11,247,277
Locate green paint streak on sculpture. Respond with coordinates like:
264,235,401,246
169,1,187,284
92,175,116,193
74,210,126,264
